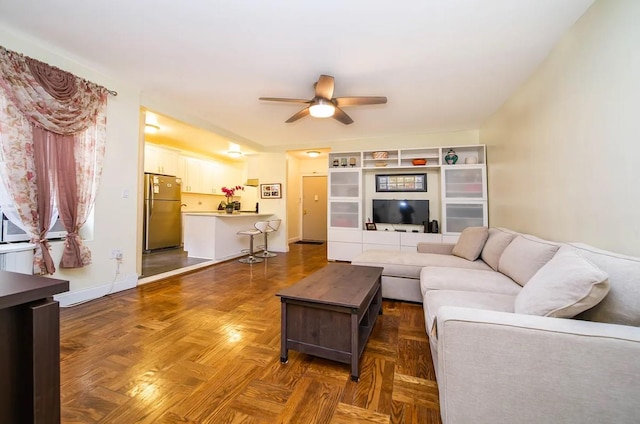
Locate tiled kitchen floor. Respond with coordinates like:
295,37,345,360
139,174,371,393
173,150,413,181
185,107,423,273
141,247,209,277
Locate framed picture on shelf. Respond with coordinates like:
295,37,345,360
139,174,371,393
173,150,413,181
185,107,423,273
375,173,427,192
260,183,281,199
365,222,377,231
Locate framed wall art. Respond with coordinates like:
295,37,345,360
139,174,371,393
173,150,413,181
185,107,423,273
375,173,427,192
260,183,282,199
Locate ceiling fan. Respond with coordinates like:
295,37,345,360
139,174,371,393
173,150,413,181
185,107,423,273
259,74,387,125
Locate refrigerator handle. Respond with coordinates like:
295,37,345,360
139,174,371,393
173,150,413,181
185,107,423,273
148,175,154,203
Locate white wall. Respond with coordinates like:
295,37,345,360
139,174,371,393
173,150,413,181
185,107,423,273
286,155,301,242
481,0,640,256
246,153,288,251
0,25,142,303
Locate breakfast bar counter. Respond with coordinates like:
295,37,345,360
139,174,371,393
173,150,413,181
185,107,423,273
182,212,274,261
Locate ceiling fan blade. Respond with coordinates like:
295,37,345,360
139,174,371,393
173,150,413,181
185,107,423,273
314,75,334,99
335,96,388,107
259,97,311,104
333,107,354,125
285,107,311,123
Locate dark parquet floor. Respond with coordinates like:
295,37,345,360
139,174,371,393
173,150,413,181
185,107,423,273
60,243,440,423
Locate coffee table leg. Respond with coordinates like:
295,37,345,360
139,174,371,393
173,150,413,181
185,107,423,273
351,311,359,381
280,301,288,364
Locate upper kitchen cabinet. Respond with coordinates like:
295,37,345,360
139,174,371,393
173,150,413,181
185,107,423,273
178,155,244,195
178,156,206,194
144,144,179,176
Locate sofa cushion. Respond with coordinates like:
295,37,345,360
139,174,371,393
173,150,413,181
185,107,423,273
451,226,489,261
498,235,560,286
420,267,522,296
424,290,516,339
570,243,640,326
515,246,610,318
352,250,492,280
481,228,516,271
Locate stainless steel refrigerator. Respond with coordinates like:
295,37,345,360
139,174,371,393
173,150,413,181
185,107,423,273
143,173,182,251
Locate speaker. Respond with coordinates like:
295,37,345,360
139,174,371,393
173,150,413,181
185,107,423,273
423,221,430,233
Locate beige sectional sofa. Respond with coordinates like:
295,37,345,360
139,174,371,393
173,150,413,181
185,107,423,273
352,227,640,424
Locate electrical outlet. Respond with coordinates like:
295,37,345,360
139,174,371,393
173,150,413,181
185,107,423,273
111,248,123,260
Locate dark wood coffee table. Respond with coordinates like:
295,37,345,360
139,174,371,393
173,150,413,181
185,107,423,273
276,263,383,381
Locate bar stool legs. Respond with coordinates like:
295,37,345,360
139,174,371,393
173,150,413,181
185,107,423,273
237,221,269,264
256,219,281,258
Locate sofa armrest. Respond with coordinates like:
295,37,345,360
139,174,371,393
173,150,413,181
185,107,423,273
417,242,455,255
436,306,640,424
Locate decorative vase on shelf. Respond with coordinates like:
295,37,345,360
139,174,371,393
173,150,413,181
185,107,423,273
444,149,458,165
225,204,234,214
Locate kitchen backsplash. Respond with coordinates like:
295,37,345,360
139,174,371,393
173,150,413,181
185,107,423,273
181,192,227,212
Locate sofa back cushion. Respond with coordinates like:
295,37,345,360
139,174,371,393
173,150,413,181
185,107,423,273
515,246,610,318
570,243,640,326
498,235,560,286
451,226,489,261
481,228,516,271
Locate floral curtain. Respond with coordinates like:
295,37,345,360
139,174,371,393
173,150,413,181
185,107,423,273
0,45,108,273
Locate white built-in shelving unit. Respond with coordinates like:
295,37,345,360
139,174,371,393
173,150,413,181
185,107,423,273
327,145,487,261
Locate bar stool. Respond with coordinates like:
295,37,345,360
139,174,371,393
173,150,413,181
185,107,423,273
256,219,281,258
237,221,269,264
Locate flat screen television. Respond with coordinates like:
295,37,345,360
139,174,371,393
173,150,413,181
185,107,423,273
372,199,429,225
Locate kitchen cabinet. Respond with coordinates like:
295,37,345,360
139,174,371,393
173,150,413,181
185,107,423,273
144,144,179,176
178,156,244,195
178,156,217,194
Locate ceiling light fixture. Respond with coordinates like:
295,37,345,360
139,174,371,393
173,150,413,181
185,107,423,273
227,142,243,158
144,123,160,134
306,151,321,158
309,98,335,118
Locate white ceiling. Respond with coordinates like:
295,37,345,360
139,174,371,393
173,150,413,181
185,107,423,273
0,0,593,155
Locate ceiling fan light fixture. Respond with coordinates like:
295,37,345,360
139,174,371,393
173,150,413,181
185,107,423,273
306,151,320,158
227,150,243,158
309,99,335,118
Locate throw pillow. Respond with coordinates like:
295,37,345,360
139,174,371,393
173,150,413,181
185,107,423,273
451,226,489,261
481,228,516,271
515,246,610,318
498,235,560,286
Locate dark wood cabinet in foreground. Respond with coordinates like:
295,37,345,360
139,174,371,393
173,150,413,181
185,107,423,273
0,270,69,424
276,264,383,381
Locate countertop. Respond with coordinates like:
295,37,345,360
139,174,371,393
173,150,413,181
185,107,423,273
182,212,273,218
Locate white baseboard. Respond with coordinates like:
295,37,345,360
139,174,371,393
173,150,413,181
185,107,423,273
138,260,215,285
55,273,138,307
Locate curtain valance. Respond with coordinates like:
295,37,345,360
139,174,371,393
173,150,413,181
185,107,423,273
0,45,109,274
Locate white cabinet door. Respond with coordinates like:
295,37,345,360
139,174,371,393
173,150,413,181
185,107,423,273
144,145,161,173
440,159,488,235
199,161,216,194
442,202,487,234
181,157,203,193
329,201,361,230
144,144,178,175
329,169,361,198
327,229,363,261
441,165,487,200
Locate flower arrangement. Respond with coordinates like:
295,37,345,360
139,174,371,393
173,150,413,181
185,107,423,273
221,185,244,205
